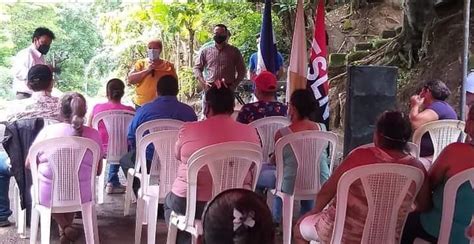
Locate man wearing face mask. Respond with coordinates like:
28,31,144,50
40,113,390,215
128,40,177,108
193,24,246,92
11,27,55,100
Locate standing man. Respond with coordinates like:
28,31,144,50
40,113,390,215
128,40,177,108
11,27,55,100
193,24,246,92
248,34,284,81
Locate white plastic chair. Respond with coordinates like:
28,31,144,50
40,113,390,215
91,109,135,204
437,168,474,244
331,163,424,244
28,137,101,244
134,130,180,244
166,142,263,244
124,119,184,216
249,116,290,163
353,142,420,158
10,119,59,238
272,130,338,244
412,120,465,162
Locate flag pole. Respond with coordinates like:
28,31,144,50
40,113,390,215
461,0,471,119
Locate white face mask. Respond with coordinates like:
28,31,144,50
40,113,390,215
147,49,161,60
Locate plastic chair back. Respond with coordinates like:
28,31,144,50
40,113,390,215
137,130,180,200
183,142,263,227
92,110,135,162
353,142,419,158
438,168,474,244
331,163,424,244
28,137,101,211
135,119,184,143
275,130,338,199
412,120,465,161
249,116,290,163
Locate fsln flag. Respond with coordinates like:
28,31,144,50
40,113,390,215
257,0,278,75
286,0,308,102
307,0,329,126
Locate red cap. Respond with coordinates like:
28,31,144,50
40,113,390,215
255,71,277,92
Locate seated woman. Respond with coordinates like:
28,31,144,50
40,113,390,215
293,111,431,244
87,78,134,194
7,64,61,121
256,89,330,226
202,189,275,244
27,92,103,244
164,86,260,244
402,106,474,244
409,80,457,166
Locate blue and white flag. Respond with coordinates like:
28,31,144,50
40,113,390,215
257,0,278,75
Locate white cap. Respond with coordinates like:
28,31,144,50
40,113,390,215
467,72,474,93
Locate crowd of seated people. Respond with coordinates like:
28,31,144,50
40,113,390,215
1,61,473,244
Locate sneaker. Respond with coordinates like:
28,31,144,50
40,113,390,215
0,219,11,227
106,183,126,194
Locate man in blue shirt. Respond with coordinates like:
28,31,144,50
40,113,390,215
248,34,284,81
120,75,197,194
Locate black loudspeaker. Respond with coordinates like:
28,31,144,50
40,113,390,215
343,65,398,156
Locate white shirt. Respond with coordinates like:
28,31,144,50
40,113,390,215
467,71,474,94
11,44,45,94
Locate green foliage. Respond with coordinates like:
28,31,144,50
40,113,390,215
0,3,103,98
0,1,290,101
0,66,14,100
178,66,199,100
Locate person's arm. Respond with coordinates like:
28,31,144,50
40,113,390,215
127,61,151,85
11,50,31,86
413,162,432,212
175,126,186,161
409,95,438,129
428,145,453,188
234,49,246,87
193,50,207,89
467,92,474,108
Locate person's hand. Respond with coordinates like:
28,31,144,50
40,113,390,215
410,95,424,107
214,78,228,89
148,61,158,71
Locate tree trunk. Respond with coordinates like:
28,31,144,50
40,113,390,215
188,28,195,67
174,34,180,70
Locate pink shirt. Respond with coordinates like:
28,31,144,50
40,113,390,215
33,123,104,207
171,115,260,201
91,101,134,152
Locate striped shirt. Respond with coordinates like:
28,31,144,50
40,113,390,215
193,43,246,91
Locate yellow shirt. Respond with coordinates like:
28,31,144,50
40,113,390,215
132,59,177,106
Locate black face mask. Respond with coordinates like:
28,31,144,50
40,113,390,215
37,44,50,55
213,35,227,44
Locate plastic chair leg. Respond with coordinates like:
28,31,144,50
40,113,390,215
40,209,52,244
14,185,27,238
97,161,107,204
124,170,135,216
82,203,99,244
29,208,40,244
281,194,295,244
147,197,159,244
134,198,145,244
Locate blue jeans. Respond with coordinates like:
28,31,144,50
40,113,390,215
107,164,121,187
256,164,314,223
0,152,12,221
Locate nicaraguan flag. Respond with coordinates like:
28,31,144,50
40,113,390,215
257,0,278,75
